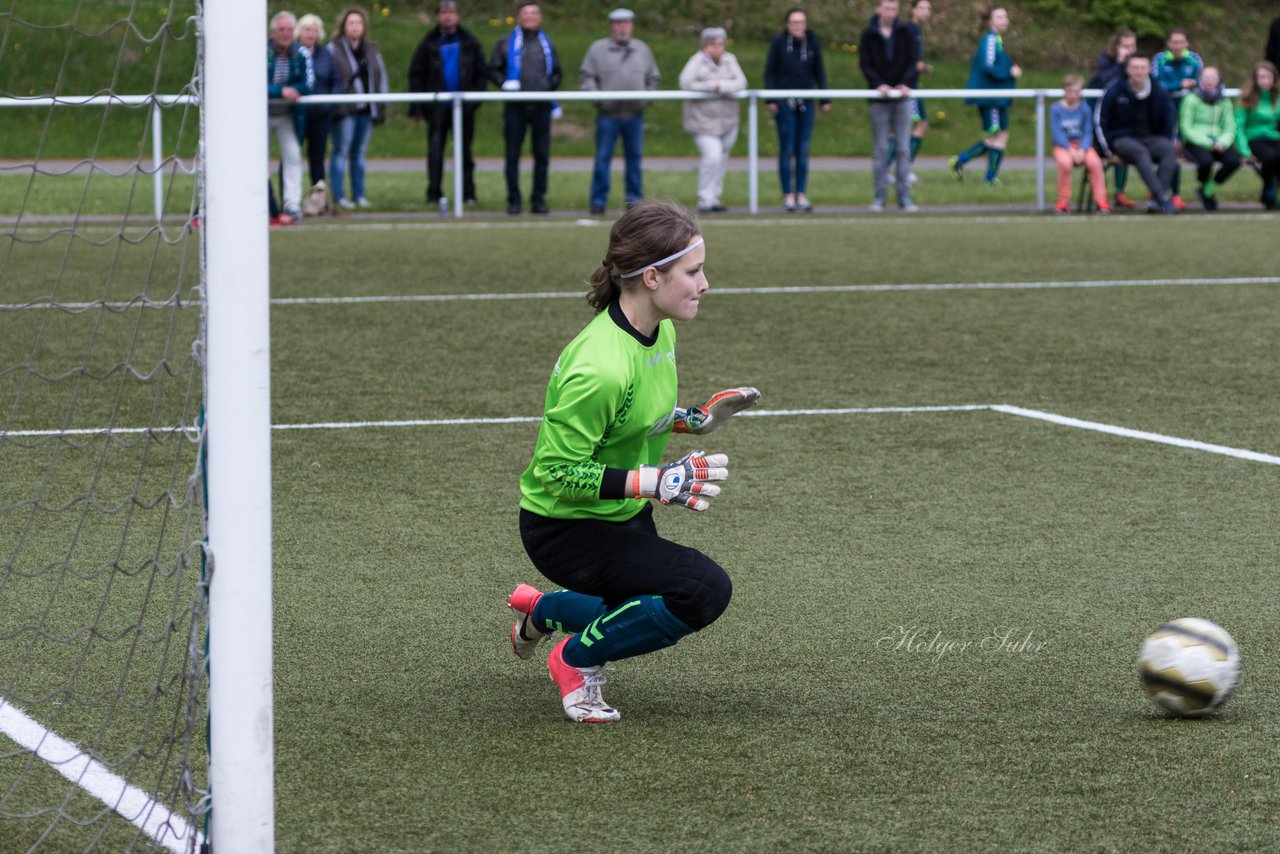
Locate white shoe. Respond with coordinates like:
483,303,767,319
869,200,885,213
356,197,372,209
908,172,920,184
548,637,620,723
901,203,920,213
336,198,356,210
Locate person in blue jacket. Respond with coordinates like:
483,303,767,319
297,14,338,189
267,11,313,222
1152,27,1204,208
949,6,1021,184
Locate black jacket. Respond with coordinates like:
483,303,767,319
859,17,918,90
1267,17,1280,71
1096,78,1176,156
407,26,488,117
763,30,830,105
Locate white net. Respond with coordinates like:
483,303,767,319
1,1,207,850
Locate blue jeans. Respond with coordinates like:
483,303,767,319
590,114,644,208
330,112,373,202
775,99,816,195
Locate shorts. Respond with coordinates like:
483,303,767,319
979,106,1009,134
910,97,926,123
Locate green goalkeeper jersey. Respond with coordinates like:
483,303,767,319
520,301,679,522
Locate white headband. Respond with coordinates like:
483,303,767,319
620,237,704,279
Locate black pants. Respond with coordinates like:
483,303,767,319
1182,142,1241,187
425,104,478,202
519,503,732,632
1251,138,1280,188
503,102,552,205
303,109,331,187
1113,134,1178,200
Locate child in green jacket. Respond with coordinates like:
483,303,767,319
1179,67,1240,211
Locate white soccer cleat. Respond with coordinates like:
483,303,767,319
508,583,549,660
548,637,620,723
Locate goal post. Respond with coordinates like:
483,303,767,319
201,0,276,850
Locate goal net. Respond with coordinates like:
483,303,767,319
1,1,208,850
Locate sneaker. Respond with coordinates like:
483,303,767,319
548,637,620,723
1054,202,1070,215
589,205,605,215
356,197,373,209
984,176,1004,188
948,155,964,181
1170,194,1186,211
796,195,813,212
869,199,885,213
1113,192,1136,209
273,212,298,227
336,198,356,210
1196,188,1218,212
508,583,548,660
1096,204,1112,215
900,202,920,213
783,194,797,212
908,171,920,184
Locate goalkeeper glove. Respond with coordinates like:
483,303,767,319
673,387,761,434
631,451,729,512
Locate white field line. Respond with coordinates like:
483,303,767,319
4,276,1278,312
0,700,204,853
991,405,1280,466
3,404,1276,467
268,276,1280,306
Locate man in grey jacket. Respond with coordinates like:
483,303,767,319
580,8,659,215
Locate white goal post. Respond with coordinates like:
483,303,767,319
202,0,275,850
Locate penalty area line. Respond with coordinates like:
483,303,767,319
0,700,204,853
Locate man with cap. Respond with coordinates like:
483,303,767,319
580,8,660,215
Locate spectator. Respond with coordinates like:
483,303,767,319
297,14,336,189
886,0,934,182
1153,28,1203,209
949,6,1021,185
1087,28,1138,208
859,0,918,212
580,9,660,215
678,28,747,213
267,11,311,224
1235,61,1280,210
1049,74,1108,214
489,3,562,215
763,8,830,212
1179,66,1239,211
1097,54,1179,214
408,1,488,207
329,6,389,210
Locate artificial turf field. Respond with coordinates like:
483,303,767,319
4,212,1280,850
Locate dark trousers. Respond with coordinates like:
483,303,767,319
1182,143,1241,187
519,503,732,632
1250,138,1280,189
1113,134,1178,201
303,108,331,187
503,102,552,205
425,104,478,202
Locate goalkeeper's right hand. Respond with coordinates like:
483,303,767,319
630,451,729,512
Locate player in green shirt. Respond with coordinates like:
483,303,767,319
509,200,760,723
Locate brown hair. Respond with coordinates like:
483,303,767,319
978,5,1005,29
586,201,701,313
333,6,369,42
1108,28,1136,60
1062,74,1083,89
1241,60,1280,110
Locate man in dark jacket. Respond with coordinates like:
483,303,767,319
1097,54,1179,213
489,3,562,214
859,0,919,211
408,1,489,206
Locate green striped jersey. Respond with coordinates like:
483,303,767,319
520,301,678,521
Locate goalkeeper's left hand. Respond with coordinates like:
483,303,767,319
673,387,761,434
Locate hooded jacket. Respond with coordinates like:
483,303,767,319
858,16,919,90
763,29,830,106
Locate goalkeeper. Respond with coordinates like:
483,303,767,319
510,200,759,723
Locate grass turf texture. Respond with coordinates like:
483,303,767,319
4,215,1280,848
6,166,1280,218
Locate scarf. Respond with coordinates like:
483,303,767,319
1195,83,1224,105
505,27,554,88
337,37,369,111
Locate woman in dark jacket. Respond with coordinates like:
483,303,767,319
298,13,339,188
328,6,389,209
763,8,830,212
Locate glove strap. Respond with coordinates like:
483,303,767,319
632,467,660,499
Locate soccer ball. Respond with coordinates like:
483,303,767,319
1138,618,1239,717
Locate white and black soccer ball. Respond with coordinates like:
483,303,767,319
1138,618,1240,717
